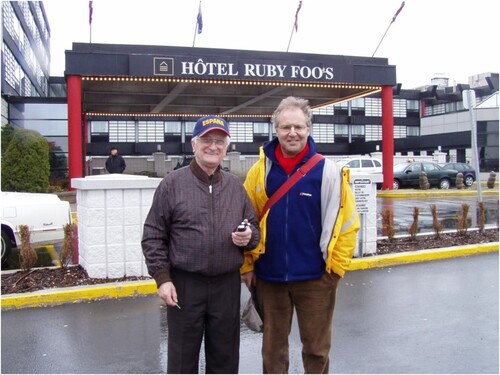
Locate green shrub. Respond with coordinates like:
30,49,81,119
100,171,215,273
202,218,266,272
1,129,50,193
1,124,16,159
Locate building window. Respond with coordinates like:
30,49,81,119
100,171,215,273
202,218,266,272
165,121,182,142
365,124,382,141
365,98,381,117
138,121,164,142
393,99,406,117
312,123,334,143
407,99,419,112
254,122,270,142
91,121,108,134
407,126,420,137
165,121,181,135
334,124,348,143
426,104,446,115
312,105,334,115
109,121,135,142
351,124,365,143
351,98,364,109
229,122,253,143
394,126,406,138
3,44,21,91
253,122,269,134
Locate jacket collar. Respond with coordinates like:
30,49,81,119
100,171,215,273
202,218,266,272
263,136,317,165
189,158,223,185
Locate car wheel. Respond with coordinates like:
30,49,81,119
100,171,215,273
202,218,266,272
464,175,474,187
1,229,12,267
439,178,451,189
393,179,400,190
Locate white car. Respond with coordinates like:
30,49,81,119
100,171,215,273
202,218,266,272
1,192,72,266
336,157,383,174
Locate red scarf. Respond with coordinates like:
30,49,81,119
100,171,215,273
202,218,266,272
274,143,310,175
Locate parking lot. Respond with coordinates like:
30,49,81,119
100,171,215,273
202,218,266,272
2,252,498,374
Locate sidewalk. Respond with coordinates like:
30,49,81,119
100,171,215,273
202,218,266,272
2,241,498,311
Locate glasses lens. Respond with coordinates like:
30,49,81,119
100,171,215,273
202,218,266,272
278,125,307,133
199,137,225,147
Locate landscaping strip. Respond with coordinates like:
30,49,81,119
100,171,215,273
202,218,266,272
2,242,498,311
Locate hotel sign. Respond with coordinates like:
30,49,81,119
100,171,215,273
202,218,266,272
144,55,345,82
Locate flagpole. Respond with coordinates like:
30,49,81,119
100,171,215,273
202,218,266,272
371,23,391,57
286,24,295,52
192,24,197,47
287,0,302,52
372,1,405,57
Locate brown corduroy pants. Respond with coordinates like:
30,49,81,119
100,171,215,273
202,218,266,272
256,272,340,374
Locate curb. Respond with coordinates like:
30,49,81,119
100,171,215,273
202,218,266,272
1,279,157,311
2,242,498,311
348,242,498,270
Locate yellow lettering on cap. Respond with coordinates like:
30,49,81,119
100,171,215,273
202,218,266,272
202,118,226,127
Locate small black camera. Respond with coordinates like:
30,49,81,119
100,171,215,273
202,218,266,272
236,222,248,232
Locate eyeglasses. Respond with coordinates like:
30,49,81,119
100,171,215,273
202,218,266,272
198,136,227,147
277,125,309,133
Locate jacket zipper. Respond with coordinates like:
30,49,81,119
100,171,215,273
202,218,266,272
284,173,290,282
208,175,214,274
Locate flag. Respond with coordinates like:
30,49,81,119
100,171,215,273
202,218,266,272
89,1,93,25
197,1,203,34
294,0,302,32
391,1,405,23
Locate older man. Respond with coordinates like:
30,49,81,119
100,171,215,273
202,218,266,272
242,97,360,374
142,115,260,373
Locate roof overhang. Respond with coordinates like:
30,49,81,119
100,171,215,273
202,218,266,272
65,43,397,119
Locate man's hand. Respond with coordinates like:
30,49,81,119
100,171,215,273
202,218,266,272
158,281,179,307
241,271,255,288
232,219,253,247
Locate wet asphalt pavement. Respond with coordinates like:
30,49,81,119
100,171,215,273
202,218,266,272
1,252,498,374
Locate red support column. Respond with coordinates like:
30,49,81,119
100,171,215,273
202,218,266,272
67,75,83,188
381,85,394,190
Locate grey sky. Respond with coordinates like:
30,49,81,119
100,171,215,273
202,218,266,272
43,0,499,89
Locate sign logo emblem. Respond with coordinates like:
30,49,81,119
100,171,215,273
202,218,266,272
154,57,174,76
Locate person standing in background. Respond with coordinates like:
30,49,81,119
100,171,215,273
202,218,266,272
105,147,126,173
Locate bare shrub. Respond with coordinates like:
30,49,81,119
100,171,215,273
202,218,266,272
381,208,395,241
408,207,419,241
60,223,76,267
456,203,469,236
430,204,443,239
478,202,486,234
18,225,37,271
419,171,430,190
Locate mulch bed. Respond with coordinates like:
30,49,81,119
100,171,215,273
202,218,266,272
1,266,151,295
375,228,498,255
1,228,498,295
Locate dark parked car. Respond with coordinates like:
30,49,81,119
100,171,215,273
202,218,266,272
393,162,459,190
442,162,476,187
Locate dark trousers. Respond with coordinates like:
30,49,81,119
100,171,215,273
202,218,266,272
256,272,340,374
167,269,241,374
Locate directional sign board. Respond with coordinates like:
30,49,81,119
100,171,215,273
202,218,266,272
353,178,371,213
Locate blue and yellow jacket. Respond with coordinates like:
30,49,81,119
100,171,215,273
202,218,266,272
242,137,360,280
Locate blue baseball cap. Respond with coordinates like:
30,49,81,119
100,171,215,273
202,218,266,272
192,115,230,138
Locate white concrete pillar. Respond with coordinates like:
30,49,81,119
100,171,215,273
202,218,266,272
153,152,167,177
71,174,162,278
